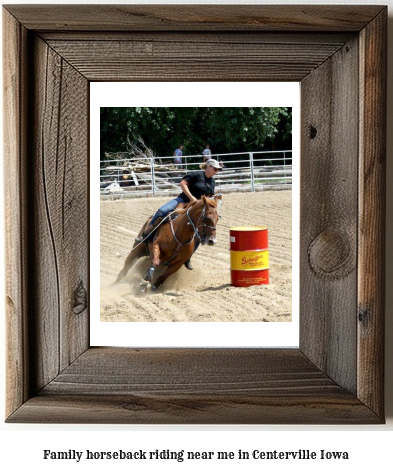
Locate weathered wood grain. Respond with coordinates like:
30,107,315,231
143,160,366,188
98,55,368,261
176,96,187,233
40,31,354,44
358,9,387,417
27,36,89,391
7,349,379,424
3,8,29,418
45,38,348,82
9,392,379,425
45,348,340,393
3,5,384,32
300,36,359,394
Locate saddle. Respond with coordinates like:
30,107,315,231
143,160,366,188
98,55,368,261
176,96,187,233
135,211,181,245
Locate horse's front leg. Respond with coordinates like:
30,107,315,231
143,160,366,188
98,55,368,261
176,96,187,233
151,241,161,268
141,242,161,290
115,243,146,283
140,262,155,292
152,260,184,290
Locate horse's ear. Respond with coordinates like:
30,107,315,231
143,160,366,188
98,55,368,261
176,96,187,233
215,194,222,201
202,195,207,204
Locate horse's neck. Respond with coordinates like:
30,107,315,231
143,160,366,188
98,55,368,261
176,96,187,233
187,202,204,222
175,202,203,233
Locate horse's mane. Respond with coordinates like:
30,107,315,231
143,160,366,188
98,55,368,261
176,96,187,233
174,201,197,215
174,196,217,216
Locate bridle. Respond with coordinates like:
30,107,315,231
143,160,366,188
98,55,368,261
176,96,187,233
164,197,221,265
169,199,219,247
186,201,219,241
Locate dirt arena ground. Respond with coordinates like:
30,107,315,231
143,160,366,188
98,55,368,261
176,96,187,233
100,190,292,322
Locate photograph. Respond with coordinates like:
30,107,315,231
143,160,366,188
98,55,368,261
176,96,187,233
99,106,293,323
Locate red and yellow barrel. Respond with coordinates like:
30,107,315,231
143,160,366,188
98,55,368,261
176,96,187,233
230,226,269,287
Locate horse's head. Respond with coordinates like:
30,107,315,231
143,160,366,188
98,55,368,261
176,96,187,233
200,195,222,246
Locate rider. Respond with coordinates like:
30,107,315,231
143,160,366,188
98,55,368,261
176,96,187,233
140,158,222,270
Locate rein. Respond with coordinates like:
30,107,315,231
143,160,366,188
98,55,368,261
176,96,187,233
165,201,215,266
169,217,195,246
186,205,216,240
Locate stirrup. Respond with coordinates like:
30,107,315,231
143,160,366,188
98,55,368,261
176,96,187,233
142,232,153,243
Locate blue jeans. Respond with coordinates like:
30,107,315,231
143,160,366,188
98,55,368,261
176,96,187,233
151,196,187,224
151,196,200,255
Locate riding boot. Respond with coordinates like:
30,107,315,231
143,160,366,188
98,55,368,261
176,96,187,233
184,259,193,270
139,217,162,242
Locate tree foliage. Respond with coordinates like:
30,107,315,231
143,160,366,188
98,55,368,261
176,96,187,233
100,107,291,160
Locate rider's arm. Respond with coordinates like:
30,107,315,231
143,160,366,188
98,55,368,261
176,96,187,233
180,179,198,202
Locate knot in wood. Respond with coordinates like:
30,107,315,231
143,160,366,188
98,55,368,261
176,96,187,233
308,228,355,279
309,125,317,139
73,281,87,315
358,307,370,326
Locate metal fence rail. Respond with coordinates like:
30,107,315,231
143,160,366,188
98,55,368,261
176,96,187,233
100,150,292,199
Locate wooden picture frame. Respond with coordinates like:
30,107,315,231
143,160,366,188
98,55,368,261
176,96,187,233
3,5,386,424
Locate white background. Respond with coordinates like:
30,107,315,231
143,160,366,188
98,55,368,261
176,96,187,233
1,1,392,473
90,81,300,347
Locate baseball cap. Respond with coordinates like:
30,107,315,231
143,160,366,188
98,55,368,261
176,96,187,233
205,159,222,169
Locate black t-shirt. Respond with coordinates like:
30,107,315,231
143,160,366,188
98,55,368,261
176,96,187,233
178,170,215,201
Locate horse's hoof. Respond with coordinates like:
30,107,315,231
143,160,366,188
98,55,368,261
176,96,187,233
139,281,150,293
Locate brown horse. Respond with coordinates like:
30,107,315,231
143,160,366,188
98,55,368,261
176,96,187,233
115,195,222,291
